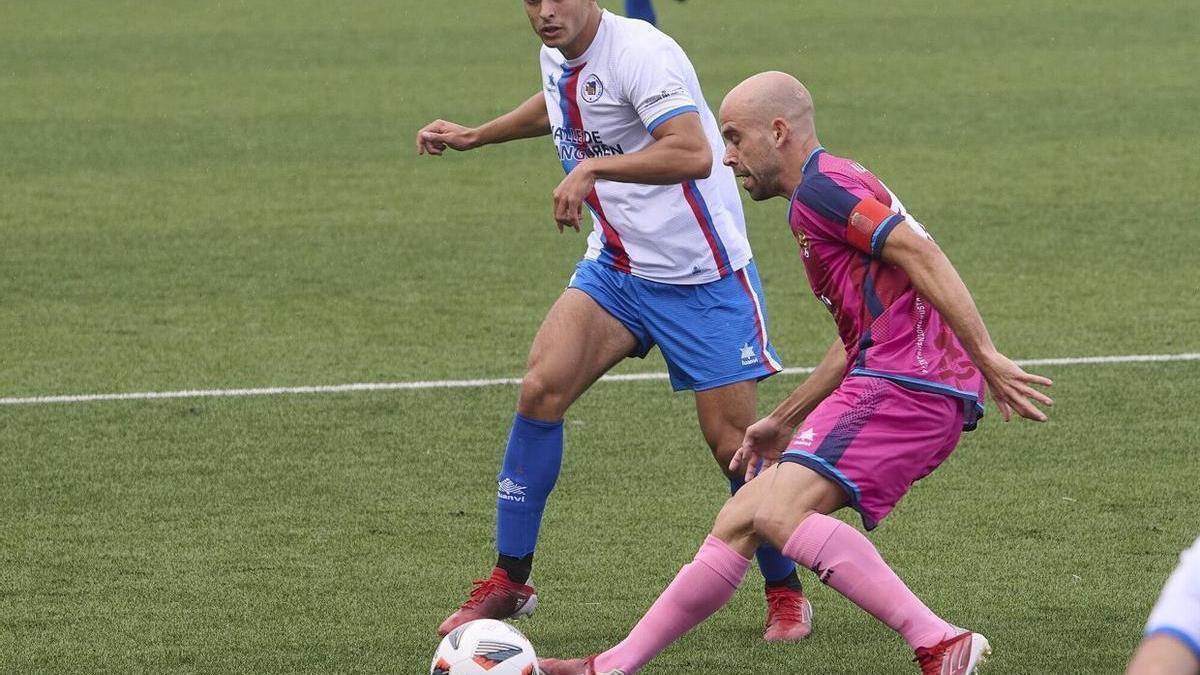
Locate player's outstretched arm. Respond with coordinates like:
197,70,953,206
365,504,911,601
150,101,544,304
879,222,1053,422
585,111,712,185
730,339,846,480
552,112,712,230
415,92,550,156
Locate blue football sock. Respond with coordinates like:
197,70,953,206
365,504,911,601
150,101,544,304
495,413,564,559
624,0,657,25
730,476,799,584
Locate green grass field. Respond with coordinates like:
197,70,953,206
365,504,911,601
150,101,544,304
2,1,1198,672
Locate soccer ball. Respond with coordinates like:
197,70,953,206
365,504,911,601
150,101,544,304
430,619,539,675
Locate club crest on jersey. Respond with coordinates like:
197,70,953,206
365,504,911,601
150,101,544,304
581,74,604,103
794,230,811,257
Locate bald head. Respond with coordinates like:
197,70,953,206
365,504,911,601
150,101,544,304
721,71,815,136
718,72,819,201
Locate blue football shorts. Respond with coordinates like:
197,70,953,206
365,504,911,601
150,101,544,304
567,258,784,392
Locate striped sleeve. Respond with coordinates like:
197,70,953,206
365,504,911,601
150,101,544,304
618,39,697,133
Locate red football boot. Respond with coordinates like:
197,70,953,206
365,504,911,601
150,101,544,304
763,585,814,641
914,631,991,675
437,568,538,637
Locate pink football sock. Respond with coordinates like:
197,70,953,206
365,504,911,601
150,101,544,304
783,513,955,650
594,535,750,674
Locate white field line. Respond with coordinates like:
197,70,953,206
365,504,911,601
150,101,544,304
1,352,1197,407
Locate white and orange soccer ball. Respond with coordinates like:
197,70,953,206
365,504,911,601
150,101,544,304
430,619,539,675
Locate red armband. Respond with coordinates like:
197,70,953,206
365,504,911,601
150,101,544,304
846,198,896,254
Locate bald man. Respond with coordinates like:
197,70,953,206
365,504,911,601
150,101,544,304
539,71,1053,675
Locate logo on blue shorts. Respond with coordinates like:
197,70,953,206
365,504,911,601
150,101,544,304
740,343,757,366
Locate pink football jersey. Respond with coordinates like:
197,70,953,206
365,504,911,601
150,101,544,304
789,148,985,426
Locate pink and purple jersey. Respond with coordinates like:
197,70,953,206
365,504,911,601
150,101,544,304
789,147,985,426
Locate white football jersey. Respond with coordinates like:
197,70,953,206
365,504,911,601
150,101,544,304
539,11,751,284
1145,536,1200,654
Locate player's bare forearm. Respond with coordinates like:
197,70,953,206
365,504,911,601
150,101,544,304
551,113,711,230
731,339,845,477
583,112,712,185
416,94,549,156
1126,634,1200,675
882,221,1053,420
472,92,552,147
768,339,846,429
880,225,998,366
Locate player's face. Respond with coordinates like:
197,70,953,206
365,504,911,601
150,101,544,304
720,120,783,201
524,0,596,52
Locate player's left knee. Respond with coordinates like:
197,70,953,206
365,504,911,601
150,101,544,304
516,371,571,419
712,497,757,546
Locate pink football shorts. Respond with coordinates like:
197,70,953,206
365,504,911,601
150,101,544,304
779,376,967,530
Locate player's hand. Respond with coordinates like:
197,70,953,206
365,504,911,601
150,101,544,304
552,163,596,233
979,351,1054,422
416,119,479,156
730,416,794,481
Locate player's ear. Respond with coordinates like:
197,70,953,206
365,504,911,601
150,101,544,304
771,118,789,147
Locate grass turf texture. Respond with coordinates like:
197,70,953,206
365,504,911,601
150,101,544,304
1,0,1197,672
